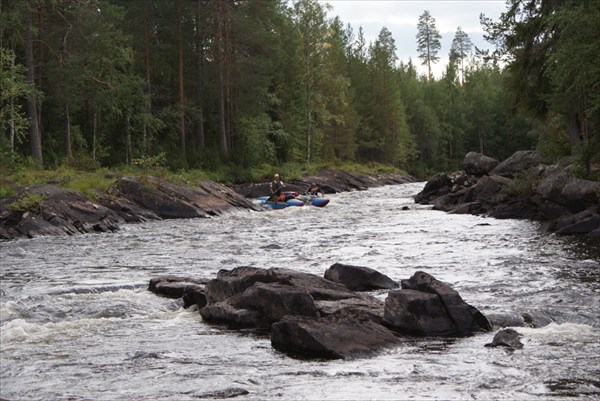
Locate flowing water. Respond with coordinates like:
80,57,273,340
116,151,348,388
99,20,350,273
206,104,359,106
1,183,599,400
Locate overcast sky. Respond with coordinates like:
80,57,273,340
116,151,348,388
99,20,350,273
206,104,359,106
318,0,507,77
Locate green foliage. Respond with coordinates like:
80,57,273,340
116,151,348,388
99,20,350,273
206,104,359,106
8,193,46,213
498,168,541,202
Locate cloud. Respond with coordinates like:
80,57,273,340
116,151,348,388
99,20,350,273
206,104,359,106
320,0,507,77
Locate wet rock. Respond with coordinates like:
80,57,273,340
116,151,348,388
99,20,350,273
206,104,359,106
200,282,319,329
463,152,499,176
194,387,249,399
182,285,207,309
485,328,524,349
522,311,554,328
148,275,208,302
324,263,398,291
486,312,527,328
384,271,491,336
414,173,452,204
271,310,399,359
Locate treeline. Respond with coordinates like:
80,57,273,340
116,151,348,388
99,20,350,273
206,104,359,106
1,0,598,180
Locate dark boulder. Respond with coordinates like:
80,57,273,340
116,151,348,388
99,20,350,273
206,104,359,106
491,150,541,178
271,310,399,359
463,152,499,177
414,173,452,204
384,271,491,336
485,328,524,350
200,282,320,329
324,263,398,291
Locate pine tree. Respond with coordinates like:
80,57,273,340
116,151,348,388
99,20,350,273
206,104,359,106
416,10,441,80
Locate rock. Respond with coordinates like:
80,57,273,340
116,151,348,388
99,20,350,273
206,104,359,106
200,282,320,328
324,263,398,291
384,289,456,336
415,151,600,235
463,152,499,176
194,387,249,399
491,150,541,178
384,271,491,336
486,312,527,328
485,328,524,349
555,210,600,235
182,285,207,309
271,310,399,359
536,168,570,205
560,178,599,213
414,173,451,204
200,267,379,328
148,275,208,301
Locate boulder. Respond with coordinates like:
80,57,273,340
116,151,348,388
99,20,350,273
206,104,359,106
384,271,491,336
384,289,456,336
485,328,524,349
200,282,320,329
414,173,451,204
271,310,399,359
555,210,600,235
491,150,541,178
324,263,398,291
462,152,499,176
560,178,599,213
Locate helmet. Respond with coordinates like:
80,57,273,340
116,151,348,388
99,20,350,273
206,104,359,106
274,173,279,178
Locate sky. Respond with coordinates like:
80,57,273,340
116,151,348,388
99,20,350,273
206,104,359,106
318,0,507,77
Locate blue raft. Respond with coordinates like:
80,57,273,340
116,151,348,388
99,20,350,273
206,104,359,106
258,191,329,209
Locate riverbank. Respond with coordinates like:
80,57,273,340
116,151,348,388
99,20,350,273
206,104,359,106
0,168,417,240
415,151,600,236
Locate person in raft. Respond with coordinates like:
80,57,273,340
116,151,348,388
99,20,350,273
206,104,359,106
269,173,286,202
305,183,321,196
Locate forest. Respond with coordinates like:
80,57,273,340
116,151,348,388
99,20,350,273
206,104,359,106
1,0,598,182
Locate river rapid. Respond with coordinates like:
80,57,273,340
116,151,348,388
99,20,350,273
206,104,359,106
1,183,599,400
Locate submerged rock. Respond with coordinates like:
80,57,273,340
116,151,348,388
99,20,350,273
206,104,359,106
485,328,524,350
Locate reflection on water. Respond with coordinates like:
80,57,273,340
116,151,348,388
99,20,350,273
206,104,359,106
1,183,599,400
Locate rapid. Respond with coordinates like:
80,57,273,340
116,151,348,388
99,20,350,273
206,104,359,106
1,183,599,400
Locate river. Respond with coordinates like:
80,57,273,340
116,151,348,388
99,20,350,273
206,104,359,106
1,183,599,400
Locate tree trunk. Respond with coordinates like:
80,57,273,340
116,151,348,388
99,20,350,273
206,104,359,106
64,102,72,159
195,0,205,153
177,1,186,156
92,110,97,161
215,0,228,156
24,2,43,168
143,4,152,155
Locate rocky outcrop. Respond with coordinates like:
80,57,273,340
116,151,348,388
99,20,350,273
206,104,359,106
0,185,123,239
149,266,490,360
0,176,259,240
415,151,600,236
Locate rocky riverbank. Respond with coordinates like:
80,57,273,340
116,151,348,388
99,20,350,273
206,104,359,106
0,169,416,240
415,151,600,236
